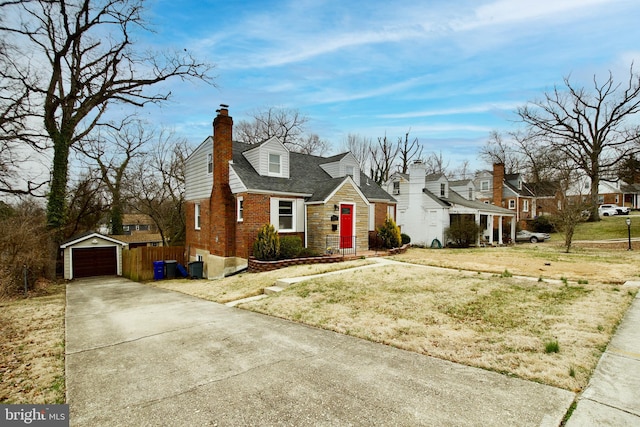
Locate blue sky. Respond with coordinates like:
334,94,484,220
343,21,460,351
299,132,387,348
137,0,640,171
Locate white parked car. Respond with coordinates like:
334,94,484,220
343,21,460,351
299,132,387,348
599,204,629,215
598,205,619,216
515,230,550,243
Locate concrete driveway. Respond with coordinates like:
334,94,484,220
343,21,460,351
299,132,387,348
66,277,573,426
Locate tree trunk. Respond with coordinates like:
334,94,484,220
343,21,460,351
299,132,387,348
46,134,70,239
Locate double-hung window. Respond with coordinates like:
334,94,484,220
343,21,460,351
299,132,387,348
195,203,201,229
237,197,244,222
278,200,293,231
269,153,281,175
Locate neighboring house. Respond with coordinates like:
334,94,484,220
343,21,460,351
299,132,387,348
184,106,396,279
120,213,158,235
98,213,162,248
112,233,163,249
474,164,535,225
565,176,628,207
384,161,515,246
622,182,640,209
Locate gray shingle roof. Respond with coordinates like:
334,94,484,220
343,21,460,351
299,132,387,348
444,189,515,215
231,142,395,203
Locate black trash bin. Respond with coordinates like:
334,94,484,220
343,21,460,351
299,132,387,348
165,260,177,279
188,261,203,279
153,260,165,280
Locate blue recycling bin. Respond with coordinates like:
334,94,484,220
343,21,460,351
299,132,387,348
153,260,165,280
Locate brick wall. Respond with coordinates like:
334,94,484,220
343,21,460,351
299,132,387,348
493,163,505,207
209,107,235,257
185,199,211,258
235,193,271,259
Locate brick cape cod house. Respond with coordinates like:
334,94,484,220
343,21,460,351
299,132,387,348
184,106,397,279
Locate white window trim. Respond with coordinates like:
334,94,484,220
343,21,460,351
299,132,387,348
237,197,244,222
523,199,529,212
195,203,201,230
207,153,213,174
480,180,490,191
508,199,516,209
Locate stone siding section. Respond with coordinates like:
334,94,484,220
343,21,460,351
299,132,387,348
306,181,369,254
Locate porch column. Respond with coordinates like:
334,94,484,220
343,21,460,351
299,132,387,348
498,216,503,245
511,218,516,242
488,215,494,244
475,212,481,246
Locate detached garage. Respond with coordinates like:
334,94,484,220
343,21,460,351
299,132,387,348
60,232,127,280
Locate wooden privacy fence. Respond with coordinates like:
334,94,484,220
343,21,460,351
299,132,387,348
122,246,186,282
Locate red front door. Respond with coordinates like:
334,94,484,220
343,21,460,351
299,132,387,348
340,204,353,248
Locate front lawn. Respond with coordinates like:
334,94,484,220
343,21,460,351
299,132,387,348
0,284,66,404
241,261,636,391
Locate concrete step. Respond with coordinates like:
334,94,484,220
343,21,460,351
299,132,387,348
264,286,284,295
224,294,268,307
274,278,297,288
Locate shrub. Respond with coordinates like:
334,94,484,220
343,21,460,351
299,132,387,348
279,235,303,259
444,217,481,248
252,224,280,261
400,233,411,245
530,215,556,233
377,216,402,249
0,202,51,297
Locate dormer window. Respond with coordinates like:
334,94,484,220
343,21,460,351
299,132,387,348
345,165,354,177
440,183,446,197
468,188,473,200
269,153,281,175
481,180,489,191
393,181,400,195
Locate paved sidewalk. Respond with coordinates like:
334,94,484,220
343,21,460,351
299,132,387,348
566,282,640,426
66,276,573,426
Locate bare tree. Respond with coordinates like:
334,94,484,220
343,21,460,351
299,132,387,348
479,131,523,174
129,130,190,246
65,170,108,238
0,0,213,236
397,131,422,174
549,162,590,252
369,134,399,185
424,151,449,176
451,160,472,180
517,65,640,220
292,133,330,156
343,133,372,171
0,4,48,196
77,118,152,234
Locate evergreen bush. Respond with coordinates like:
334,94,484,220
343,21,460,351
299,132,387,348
378,216,402,249
401,233,411,245
253,224,280,260
279,235,303,259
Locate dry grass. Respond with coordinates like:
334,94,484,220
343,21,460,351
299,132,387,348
242,262,636,391
150,258,375,303
391,245,640,284
0,283,66,403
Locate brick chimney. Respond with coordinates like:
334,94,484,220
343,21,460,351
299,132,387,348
493,163,504,206
210,104,236,257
